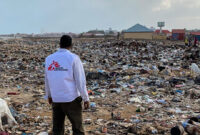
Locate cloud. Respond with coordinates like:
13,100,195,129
153,0,172,12
153,0,200,12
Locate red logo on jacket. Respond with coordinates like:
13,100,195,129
48,61,60,71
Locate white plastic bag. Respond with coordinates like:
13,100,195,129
191,63,200,75
38,132,48,135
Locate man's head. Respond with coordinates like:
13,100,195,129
170,126,184,135
60,35,72,49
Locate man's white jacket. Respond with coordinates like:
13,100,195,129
45,48,89,102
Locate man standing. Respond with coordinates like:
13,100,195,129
194,37,198,46
45,35,89,135
185,37,189,46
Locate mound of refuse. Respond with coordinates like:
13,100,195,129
0,38,200,134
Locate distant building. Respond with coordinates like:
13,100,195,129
172,29,185,40
82,32,93,37
190,32,200,41
88,29,105,37
123,24,154,39
155,29,171,36
152,29,172,40
81,29,105,37
105,28,118,36
33,32,78,38
150,27,156,31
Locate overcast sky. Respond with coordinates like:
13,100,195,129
0,0,199,34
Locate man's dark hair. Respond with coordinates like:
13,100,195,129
170,126,181,135
189,117,199,123
60,35,72,48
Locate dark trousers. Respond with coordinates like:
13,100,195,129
52,96,84,135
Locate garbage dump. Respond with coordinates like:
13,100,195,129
0,38,200,134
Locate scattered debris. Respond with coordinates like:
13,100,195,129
0,38,200,134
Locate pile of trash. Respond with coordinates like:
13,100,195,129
0,38,200,134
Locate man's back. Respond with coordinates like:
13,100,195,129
45,49,80,102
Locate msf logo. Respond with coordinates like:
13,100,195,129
48,61,68,71
48,61,60,71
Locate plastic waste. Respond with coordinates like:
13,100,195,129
0,132,9,135
157,99,167,104
129,97,142,103
38,132,48,135
90,102,96,108
175,90,183,94
190,63,200,75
